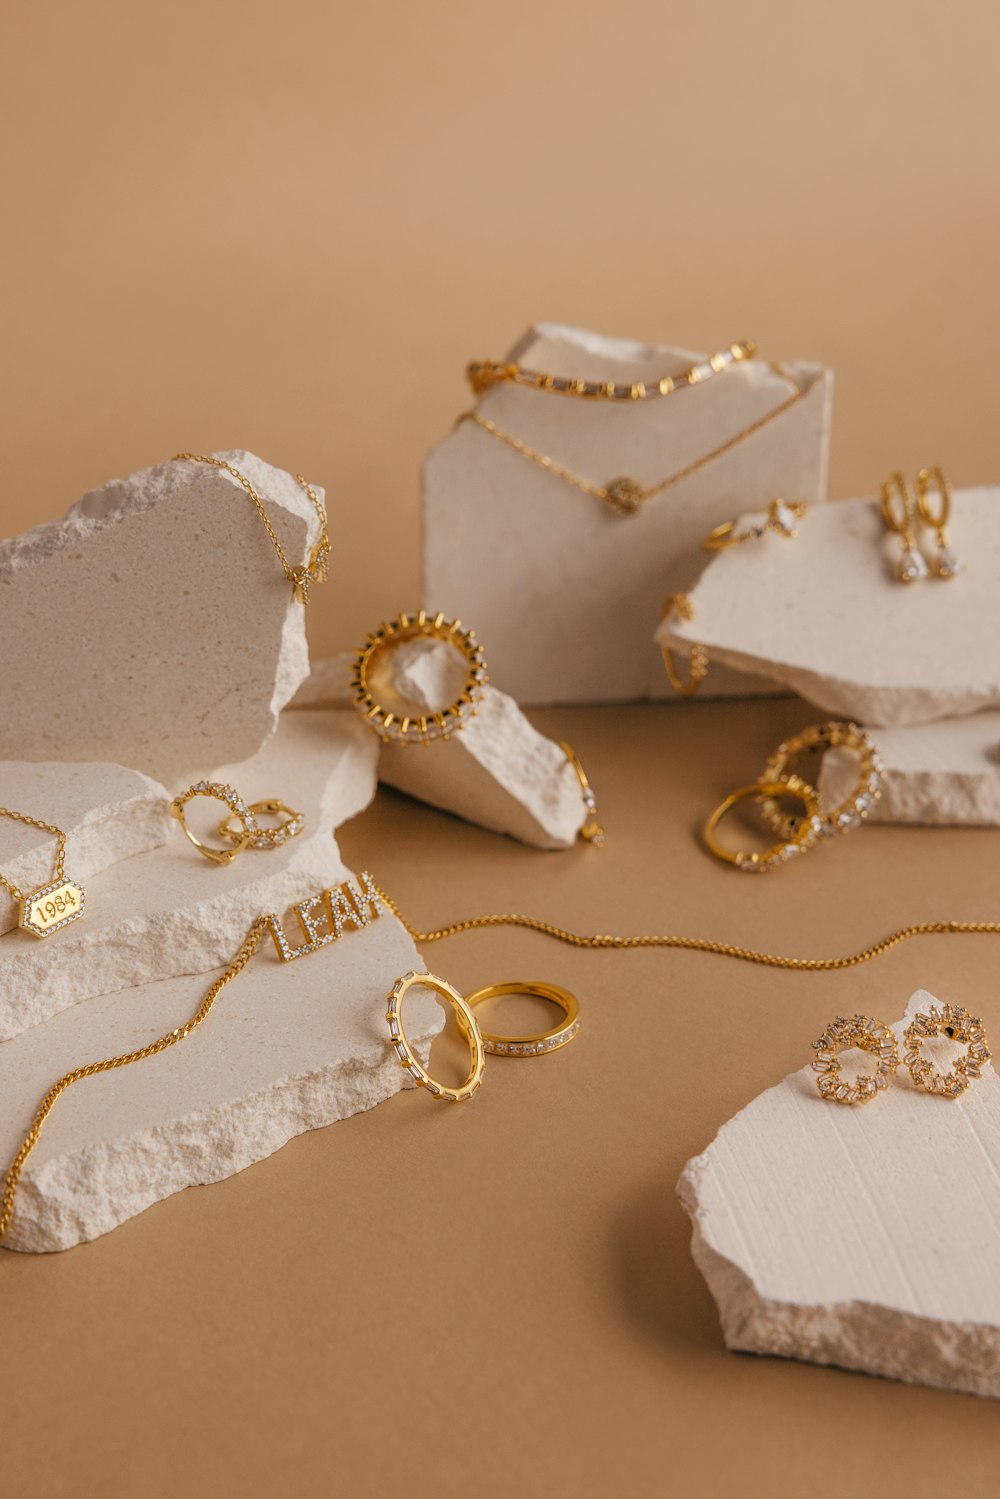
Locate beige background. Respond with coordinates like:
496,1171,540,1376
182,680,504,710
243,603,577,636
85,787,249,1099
3,0,999,659
4,5,1000,1495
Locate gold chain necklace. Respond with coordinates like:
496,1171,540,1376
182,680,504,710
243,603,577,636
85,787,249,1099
5,882,1000,1246
467,338,756,401
0,808,85,939
173,453,331,602
458,363,803,517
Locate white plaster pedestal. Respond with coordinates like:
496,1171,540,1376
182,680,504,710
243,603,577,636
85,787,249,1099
423,324,831,705
678,990,1000,1398
821,711,1000,826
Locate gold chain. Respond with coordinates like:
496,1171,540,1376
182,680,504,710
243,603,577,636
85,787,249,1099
0,808,68,903
457,363,803,516
173,454,331,602
0,917,269,1246
467,338,756,401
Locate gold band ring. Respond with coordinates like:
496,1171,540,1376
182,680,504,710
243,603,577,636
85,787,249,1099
702,498,808,551
760,722,884,839
462,981,581,1057
386,970,485,1102
704,776,821,873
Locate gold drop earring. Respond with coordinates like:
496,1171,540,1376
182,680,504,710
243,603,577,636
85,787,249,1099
916,466,964,579
879,472,927,584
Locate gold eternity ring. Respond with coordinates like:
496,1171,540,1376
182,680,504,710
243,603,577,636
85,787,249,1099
759,722,885,840
386,970,486,1102
217,799,305,850
462,981,581,1057
704,776,821,873
351,610,489,747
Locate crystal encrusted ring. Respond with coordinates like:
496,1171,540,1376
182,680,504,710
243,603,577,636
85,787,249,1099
169,782,291,866
810,1013,899,1104
217,798,305,850
759,721,885,841
386,971,486,1103
703,776,821,873
462,980,581,1057
902,1002,991,1099
351,610,489,747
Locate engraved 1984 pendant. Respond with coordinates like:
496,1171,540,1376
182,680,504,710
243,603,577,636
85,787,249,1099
18,878,86,938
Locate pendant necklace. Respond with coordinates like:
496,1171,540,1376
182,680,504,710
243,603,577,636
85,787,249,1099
0,807,86,938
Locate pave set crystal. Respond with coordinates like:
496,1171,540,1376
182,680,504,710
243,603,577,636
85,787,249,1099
264,871,384,962
485,1021,580,1057
811,1015,899,1105
761,721,886,843
351,610,489,747
902,1003,991,1098
18,878,87,939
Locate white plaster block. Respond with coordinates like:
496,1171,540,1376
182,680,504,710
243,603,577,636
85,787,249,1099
423,324,831,705
820,711,1000,826
376,641,587,848
0,710,379,1041
0,450,322,780
657,491,999,727
0,910,443,1252
678,990,1000,1398
290,652,353,708
0,761,170,936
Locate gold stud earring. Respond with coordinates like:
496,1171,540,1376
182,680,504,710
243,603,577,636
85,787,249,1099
810,1014,899,1103
916,466,964,579
902,1002,989,1097
879,472,927,584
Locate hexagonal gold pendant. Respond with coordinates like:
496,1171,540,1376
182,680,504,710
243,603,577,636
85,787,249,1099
18,878,86,938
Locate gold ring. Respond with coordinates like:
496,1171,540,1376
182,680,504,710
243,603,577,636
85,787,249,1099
350,610,489,747
702,498,808,551
217,799,305,849
559,742,604,846
463,981,581,1057
385,970,486,1102
170,781,256,865
759,722,885,839
660,594,709,698
704,776,821,872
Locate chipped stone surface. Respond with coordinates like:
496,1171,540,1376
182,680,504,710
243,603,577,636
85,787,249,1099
657,491,1000,726
0,761,170,936
677,990,1000,1399
0,710,379,1041
0,450,322,780
375,640,587,848
423,324,831,704
821,712,1000,826
0,909,443,1253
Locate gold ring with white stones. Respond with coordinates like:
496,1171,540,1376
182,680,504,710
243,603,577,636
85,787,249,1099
702,497,808,550
385,970,485,1102
217,799,305,850
350,610,490,747
461,981,581,1057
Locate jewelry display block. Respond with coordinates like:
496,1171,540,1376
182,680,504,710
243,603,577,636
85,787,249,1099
378,642,587,848
423,324,831,705
0,710,379,1041
677,990,1000,1399
657,491,1000,727
0,906,442,1253
820,711,1000,826
0,761,170,937
0,450,322,781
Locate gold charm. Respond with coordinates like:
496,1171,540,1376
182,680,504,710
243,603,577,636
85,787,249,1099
604,476,647,516
18,878,86,938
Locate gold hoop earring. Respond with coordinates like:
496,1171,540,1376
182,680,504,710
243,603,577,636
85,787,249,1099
462,981,581,1056
660,594,709,697
916,466,963,579
559,742,604,846
902,1002,989,1097
811,1014,899,1104
879,472,927,584
217,799,305,850
385,971,486,1102
170,782,301,865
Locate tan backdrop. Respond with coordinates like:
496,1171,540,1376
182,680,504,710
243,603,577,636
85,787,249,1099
3,0,999,660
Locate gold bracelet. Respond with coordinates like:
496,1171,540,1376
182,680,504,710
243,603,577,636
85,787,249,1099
660,595,709,697
172,453,331,603
351,610,489,747
385,970,485,1102
759,722,885,839
702,498,807,551
559,742,604,846
463,981,581,1056
0,806,85,939
467,339,756,400
703,776,821,873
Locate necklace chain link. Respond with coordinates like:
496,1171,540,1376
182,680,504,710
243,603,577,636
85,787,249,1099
0,808,68,904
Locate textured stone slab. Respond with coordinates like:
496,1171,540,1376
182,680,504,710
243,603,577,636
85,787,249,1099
0,449,322,780
423,323,831,705
678,990,1000,1398
821,711,1000,826
657,491,999,727
0,710,379,1040
0,907,442,1252
0,761,170,936
373,641,588,848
